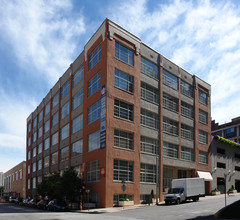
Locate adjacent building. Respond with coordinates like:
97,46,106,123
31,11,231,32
0,172,4,187
211,136,240,193
4,161,26,198
26,18,212,207
212,117,240,143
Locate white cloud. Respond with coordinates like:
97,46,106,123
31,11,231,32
109,0,240,124
0,0,86,85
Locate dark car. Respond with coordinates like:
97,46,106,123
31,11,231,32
28,199,39,208
47,200,68,212
23,198,31,206
14,197,23,205
37,199,49,210
214,199,240,219
9,196,16,203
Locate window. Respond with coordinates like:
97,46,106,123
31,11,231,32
87,160,100,182
62,81,70,99
38,143,42,154
61,102,69,119
88,100,101,124
33,132,36,142
45,102,50,116
141,57,158,79
199,90,207,105
38,176,42,184
141,82,159,104
225,127,235,138
163,70,178,90
217,148,225,155
32,162,36,172
235,153,240,160
88,72,101,96
39,110,43,122
88,130,100,152
28,165,30,174
181,146,194,161
199,130,208,144
61,124,69,140
178,170,187,178
15,171,18,181
181,101,194,119
115,41,133,66
44,120,50,133
114,159,134,182
114,99,133,121
140,109,159,129
28,137,31,146
199,150,208,164
140,163,156,183
33,117,37,127
28,123,31,133
163,142,178,158
39,127,43,139
38,159,42,170
181,124,194,140
28,151,31,160
115,69,133,93
235,166,240,171
163,93,178,112
44,138,49,150
27,179,30,189
73,88,83,109
52,152,58,165
44,156,49,168
12,173,14,182
52,132,58,146
72,139,83,157
19,169,22,179
72,114,83,133
52,92,59,108
33,147,36,157
52,112,58,127
163,167,173,189
181,80,193,97
89,44,101,70
33,177,36,189
163,117,178,136
141,136,159,155
73,66,84,87
61,146,69,161
114,129,133,150
217,162,226,169
199,109,208,124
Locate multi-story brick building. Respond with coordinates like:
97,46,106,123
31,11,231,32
4,161,26,198
26,19,211,207
0,172,4,187
212,117,240,143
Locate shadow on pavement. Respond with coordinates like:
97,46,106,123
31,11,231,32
187,215,215,220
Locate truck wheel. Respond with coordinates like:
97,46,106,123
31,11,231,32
176,199,180,205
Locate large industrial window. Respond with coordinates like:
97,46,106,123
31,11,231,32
72,114,83,134
115,69,133,93
163,93,178,112
181,146,194,161
88,100,101,124
44,156,49,168
73,66,84,87
45,102,50,116
217,162,226,169
114,99,133,121
52,112,58,127
163,167,173,189
38,143,42,154
61,124,69,140
181,124,194,140
38,127,42,138
39,111,43,122
141,57,158,79
62,81,70,99
51,152,58,165
88,130,100,152
141,82,159,104
61,146,69,161
87,160,100,182
61,102,69,119
181,101,194,119
72,139,83,157
199,150,208,164
225,127,235,138
199,109,208,124
44,120,50,133
163,142,178,158
140,163,156,183
52,92,59,108
44,138,49,150
140,109,159,129
114,129,134,150
52,132,58,146
115,42,133,66
141,136,159,155
73,88,83,110
89,44,101,70
88,72,101,97
199,130,208,144
163,70,178,90
199,90,207,105
181,80,193,97
163,117,178,136
114,159,134,182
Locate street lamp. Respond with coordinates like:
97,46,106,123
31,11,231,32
86,189,90,211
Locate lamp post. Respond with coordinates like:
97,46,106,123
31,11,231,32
156,155,159,205
86,189,90,211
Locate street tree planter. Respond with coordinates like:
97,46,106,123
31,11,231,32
229,189,237,194
212,191,220,195
119,200,134,206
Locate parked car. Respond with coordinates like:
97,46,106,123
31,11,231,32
14,197,23,205
17,198,23,206
47,200,68,211
37,199,49,210
9,196,16,203
28,199,39,208
23,198,31,206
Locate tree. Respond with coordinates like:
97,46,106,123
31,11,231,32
0,186,4,194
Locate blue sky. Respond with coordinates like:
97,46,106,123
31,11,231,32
1,0,240,172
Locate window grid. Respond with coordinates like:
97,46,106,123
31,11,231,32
88,130,100,152
61,124,69,140
163,94,178,112
163,118,178,136
61,102,69,119
89,44,101,70
181,147,194,161
114,69,133,93
72,114,83,134
181,124,194,140
115,42,133,66
87,160,100,182
114,99,133,121
62,81,70,99
52,93,59,108
73,88,83,110
114,159,134,182
44,138,49,150
163,142,178,158
52,152,58,165
140,57,158,79
140,109,159,129
88,100,101,124
114,129,134,150
199,130,208,144
199,90,207,105
72,139,83,157
73,66,84,87
181,80,193,97
199,151,208,164
88,72,101,97
163,70,178,90
61,146,69,161
52,112,58,127
181,102,194,119
141,136,159,155
140,163,156,183
52,132,58,146
141,82,159,104
199,109,208,124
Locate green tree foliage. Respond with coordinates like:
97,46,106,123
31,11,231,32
0,186,4,193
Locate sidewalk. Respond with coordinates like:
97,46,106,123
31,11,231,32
74,193,240,214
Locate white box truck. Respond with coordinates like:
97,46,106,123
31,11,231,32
164,178,205,205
